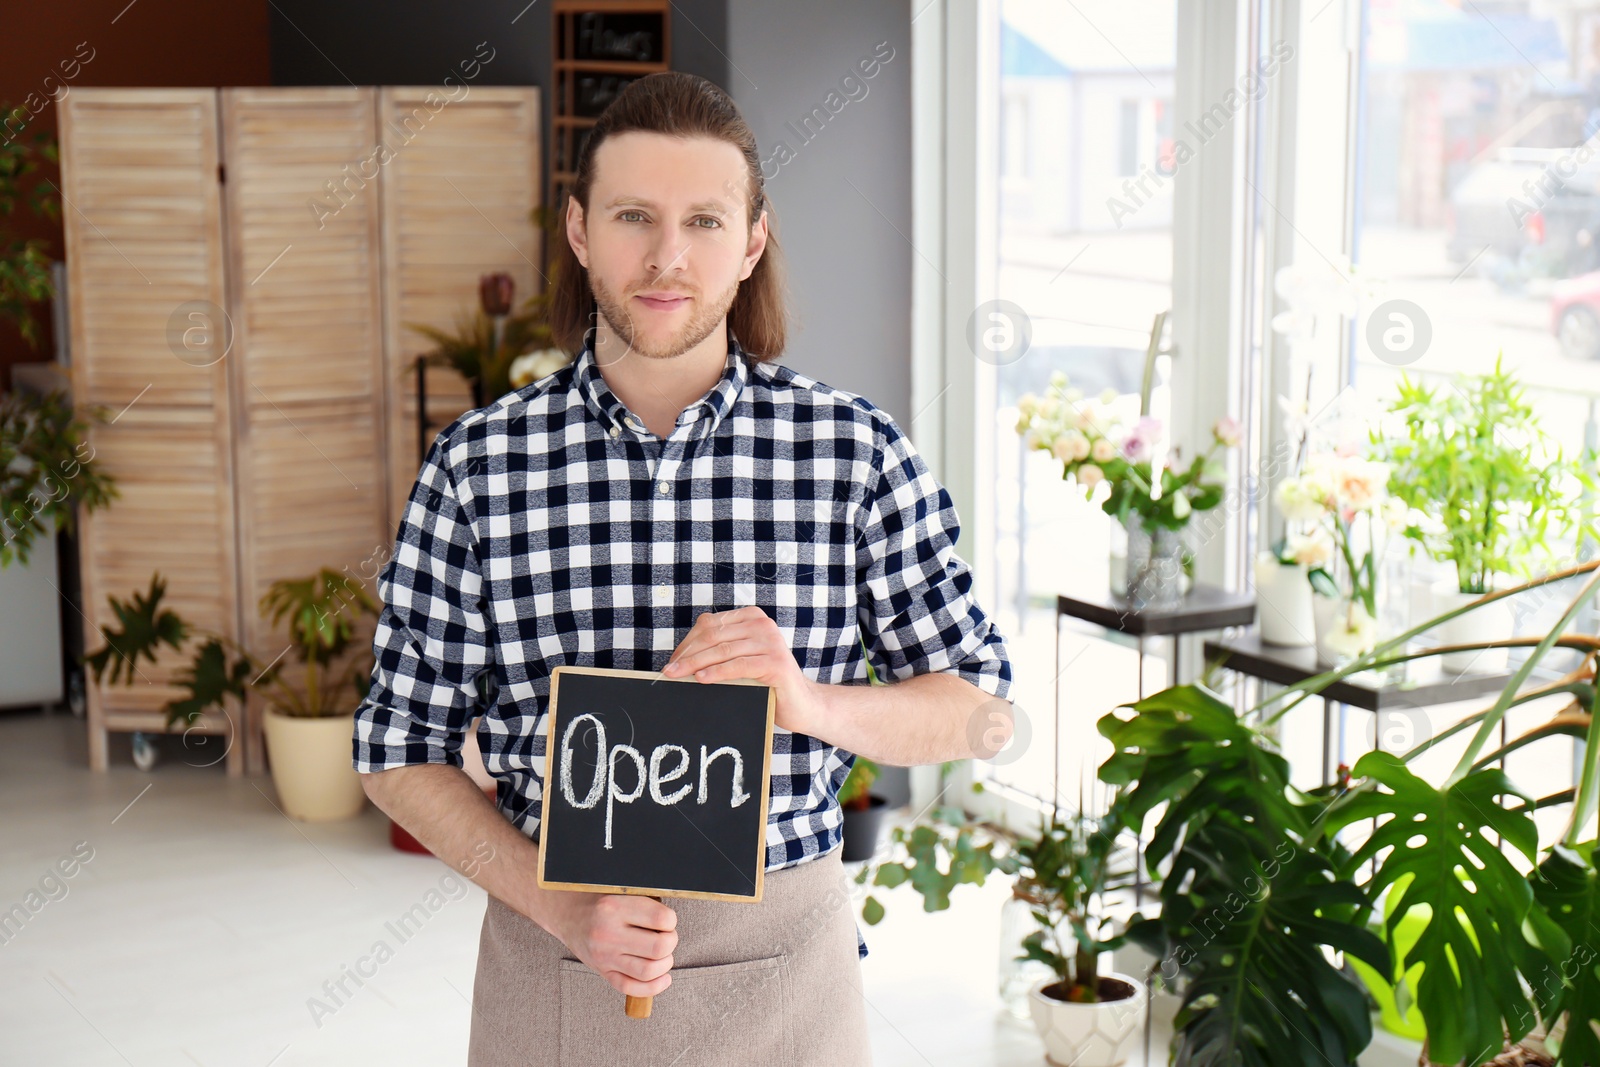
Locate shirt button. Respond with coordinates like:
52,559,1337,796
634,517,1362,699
657,483,669,495
609,425,619,439
654,584,671,604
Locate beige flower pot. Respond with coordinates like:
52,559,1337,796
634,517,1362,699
262,709,366,822
1029,972,1147,1067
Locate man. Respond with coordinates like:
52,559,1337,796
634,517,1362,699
354,72,1014,1066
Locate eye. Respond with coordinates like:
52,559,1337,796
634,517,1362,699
619,210,646,223
695,216,722,229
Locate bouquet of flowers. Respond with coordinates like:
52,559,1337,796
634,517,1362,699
1015,372,1239,531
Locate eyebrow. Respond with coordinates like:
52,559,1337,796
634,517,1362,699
605,196,732,217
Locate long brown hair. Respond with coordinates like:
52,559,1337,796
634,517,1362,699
547,71,789,362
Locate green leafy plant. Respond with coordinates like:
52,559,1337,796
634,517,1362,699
1372,356,1600,595
1100,686,1387,1065
85,568,380,728
1012,801,1136,1003
853,803,1014,926
409,204,570,404
1102,562,1600,1065
1,389,116,568
0,102,60,350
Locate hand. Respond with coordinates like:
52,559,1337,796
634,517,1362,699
662,607,832,735
534,890,678,998
661,606,828,736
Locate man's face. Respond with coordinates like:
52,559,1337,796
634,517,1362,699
568,132,766,361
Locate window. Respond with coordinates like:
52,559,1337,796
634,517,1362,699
969,0,1180,825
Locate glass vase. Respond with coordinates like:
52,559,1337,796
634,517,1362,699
1124,512,1185,611
998,888,1056,1021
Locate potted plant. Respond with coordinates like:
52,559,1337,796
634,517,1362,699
1100,561,1600,1066
1371,357,1599,673
838,752,888,862
85,568,379,821
409,204,573,406
1011,803,1146,1067
1014,372,1238,610
1272,448,1402,668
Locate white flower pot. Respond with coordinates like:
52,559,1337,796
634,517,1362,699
1254,553,1314,647
263,709,367,822
1029,973,1147,1067
1429,580,1512,675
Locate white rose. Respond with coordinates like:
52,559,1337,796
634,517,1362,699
1324,601,1377,658
1333,457,1389,512
1091,437,1117,463
1077,463,1105,490
509,348,571,389
1275,477,1326,523
1287,530,1333,568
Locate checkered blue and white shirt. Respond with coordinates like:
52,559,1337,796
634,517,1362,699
352,328,1014,960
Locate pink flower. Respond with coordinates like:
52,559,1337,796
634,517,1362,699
1121,416,1162,464
1212,416,1242,448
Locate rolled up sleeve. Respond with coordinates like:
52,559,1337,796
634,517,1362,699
855,412,1013,701
353,432,492,772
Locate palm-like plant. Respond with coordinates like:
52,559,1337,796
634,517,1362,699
86,568,380,727
408,203,569,404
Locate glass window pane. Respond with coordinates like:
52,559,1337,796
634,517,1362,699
981,0,1178,811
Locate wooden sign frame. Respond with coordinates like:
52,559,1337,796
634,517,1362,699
536,665,776,903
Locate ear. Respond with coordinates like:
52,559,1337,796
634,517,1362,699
739,208,768,283
566,194,590,270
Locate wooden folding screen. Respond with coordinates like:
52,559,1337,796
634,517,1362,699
59,86,542,774
378,87,543,526
59,89,243,775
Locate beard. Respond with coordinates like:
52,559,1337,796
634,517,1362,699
588,270,740,360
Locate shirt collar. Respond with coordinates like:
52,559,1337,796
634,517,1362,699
574,325,750,439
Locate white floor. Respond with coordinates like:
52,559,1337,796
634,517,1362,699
0,710,1177,1067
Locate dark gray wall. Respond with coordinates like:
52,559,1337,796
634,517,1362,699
268,0,727,215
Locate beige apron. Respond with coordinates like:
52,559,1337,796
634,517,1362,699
467,845,873,1066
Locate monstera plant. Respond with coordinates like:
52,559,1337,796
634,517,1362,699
1101,561,1600,1067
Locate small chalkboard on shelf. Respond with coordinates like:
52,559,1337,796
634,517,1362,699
573,11,665,62
536,665,775,902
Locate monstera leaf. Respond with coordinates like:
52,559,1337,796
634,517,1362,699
83,573,189,686
165,637,254,729
1155,826,1387,1067
1531,844,1600,1066
1327,751,1544,1066
1099,685,1386,1066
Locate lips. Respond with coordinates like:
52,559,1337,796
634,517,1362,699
635,294,690,310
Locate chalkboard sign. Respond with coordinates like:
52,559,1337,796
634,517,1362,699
573,12,665,62
537,666,775,902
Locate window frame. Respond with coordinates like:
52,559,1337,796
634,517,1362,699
908,0,1360,826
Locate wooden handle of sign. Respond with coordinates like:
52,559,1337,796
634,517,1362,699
624,895,663,1019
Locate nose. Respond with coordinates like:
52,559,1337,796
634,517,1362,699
646,229,690,282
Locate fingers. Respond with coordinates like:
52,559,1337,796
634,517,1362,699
610,969,672,998
666,638,768,678
668,607,770,663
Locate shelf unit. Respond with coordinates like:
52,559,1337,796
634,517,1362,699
550,0,671,213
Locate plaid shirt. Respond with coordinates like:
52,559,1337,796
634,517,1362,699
353,329,1014,961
